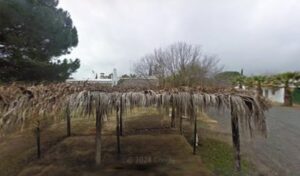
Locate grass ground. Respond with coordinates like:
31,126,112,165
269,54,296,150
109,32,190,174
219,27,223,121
0,119,95,176
197,137,252,176
18,134,211,176
183,114,254,176
0,108,254,176
1,108,212,176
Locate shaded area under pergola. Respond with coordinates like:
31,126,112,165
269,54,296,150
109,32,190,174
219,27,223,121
63,89,269,172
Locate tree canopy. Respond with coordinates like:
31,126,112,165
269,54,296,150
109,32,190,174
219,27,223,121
231,72,300,106
0,0,80,82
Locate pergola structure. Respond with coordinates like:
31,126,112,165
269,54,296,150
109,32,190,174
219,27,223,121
67,89,269,171
0,84,270,172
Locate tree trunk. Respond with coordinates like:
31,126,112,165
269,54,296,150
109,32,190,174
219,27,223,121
284,86,293,106
231,103,241,172
66,104,71,137
36,121,41,159
116,106,121,157
95,111,102,166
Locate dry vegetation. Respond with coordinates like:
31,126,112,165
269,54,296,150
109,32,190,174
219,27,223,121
1,109,213,176
0,83,269,135
0,83,270,175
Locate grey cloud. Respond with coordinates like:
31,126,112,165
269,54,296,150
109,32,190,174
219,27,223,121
59,0,300,78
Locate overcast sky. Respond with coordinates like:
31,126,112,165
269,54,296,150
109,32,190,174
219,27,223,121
59,0,300,79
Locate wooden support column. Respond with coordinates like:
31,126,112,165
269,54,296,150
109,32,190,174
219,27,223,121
36,121,41,159
116,105,121,157
231,101,241,172
120,95,124,136
179,112,183,135
191,93,197,155
193,117,197,155
171,95,176,128
177,104,183,135
95,107,103,166
66,103,71,137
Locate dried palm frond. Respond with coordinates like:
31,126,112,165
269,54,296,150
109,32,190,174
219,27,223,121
0,83,270,137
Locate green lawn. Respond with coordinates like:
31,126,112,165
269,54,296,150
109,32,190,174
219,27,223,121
197,138,252,176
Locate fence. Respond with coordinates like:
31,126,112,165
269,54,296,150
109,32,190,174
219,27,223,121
292,88,300,104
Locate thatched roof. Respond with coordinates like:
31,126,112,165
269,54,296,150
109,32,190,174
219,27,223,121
0,83,270,136
68,90,269,135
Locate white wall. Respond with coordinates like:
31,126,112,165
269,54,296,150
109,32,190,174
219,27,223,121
262,87,285,103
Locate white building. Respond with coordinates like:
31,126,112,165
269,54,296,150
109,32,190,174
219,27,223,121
66,68,119,87
235,85,285,103
262,87,285,103
118,75,159,88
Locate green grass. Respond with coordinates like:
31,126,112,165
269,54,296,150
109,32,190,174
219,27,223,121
197,138,252,176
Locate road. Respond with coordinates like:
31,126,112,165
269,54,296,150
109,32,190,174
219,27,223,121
207,107,300,176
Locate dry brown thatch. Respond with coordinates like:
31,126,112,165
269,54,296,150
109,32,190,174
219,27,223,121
0,83,270,171
0,83,270,136
67,89,269,137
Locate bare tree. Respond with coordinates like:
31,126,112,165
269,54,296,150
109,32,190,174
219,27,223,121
134,42,222,87
133,54,155,77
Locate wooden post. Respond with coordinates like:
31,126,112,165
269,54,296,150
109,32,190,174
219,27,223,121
284,85,293,106
36,121,41,159
178,105,183,135
191,93,197,155
120,95,123,136
95,107,102,166
116,105,121,157
231,99,241,172
180,113,183,135
171,95,176,128
193,117,197,154
66,103,71,137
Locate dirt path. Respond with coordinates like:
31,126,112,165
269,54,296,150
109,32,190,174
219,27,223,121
207,107,300,175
